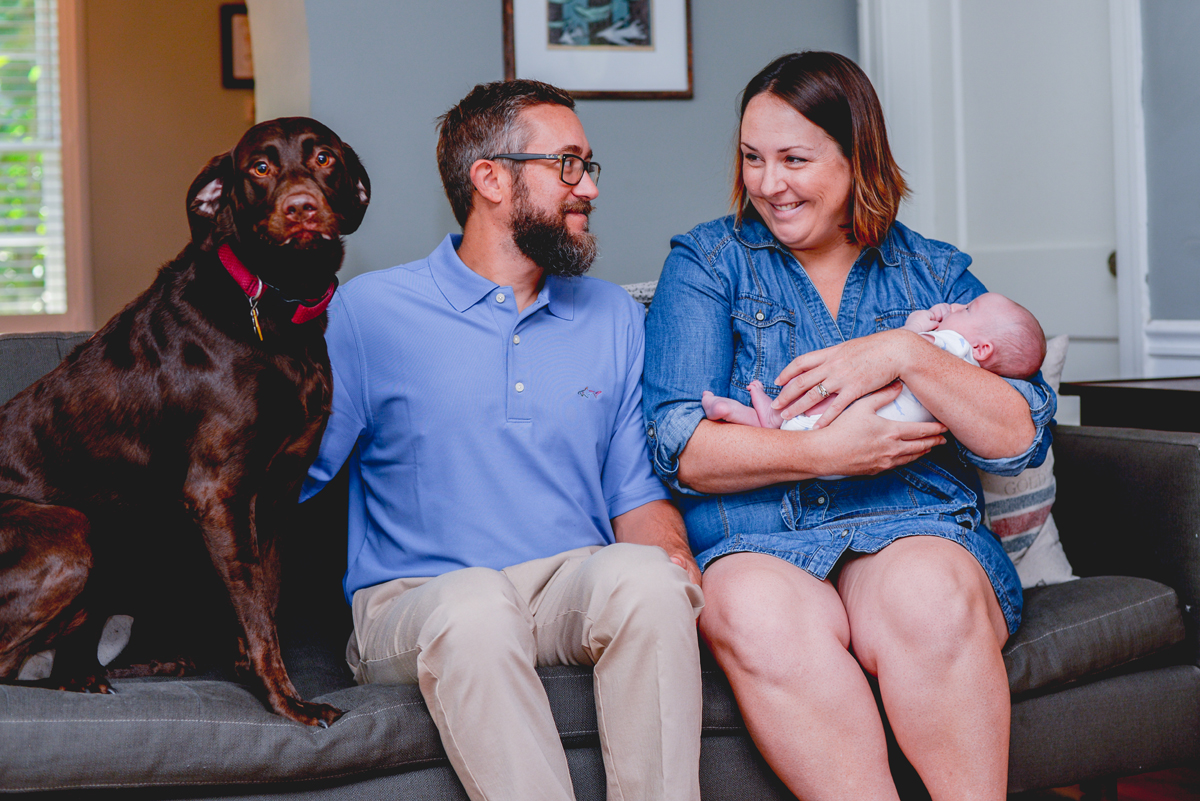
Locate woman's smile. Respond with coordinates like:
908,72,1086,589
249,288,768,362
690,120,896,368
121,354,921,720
739,93,855,261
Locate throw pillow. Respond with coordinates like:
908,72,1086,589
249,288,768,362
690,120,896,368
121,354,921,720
977,334,1078,588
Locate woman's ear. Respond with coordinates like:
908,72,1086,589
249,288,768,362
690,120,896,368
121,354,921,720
469,158,506,206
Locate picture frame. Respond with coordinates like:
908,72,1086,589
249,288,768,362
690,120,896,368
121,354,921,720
503,0,693,99
220,4,254,90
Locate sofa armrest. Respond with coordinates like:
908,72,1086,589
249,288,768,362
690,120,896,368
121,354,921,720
1052,424,1200,655
0,331,92,404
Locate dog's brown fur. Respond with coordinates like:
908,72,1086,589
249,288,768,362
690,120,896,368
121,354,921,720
0,117,370,726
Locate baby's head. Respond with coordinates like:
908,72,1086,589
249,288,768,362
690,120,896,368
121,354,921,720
936,293,1046,379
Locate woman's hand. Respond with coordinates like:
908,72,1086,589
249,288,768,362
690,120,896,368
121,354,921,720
815,381,948,475
676,381,946,495
771,328,922,428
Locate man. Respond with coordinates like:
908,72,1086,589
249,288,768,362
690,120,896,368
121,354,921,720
300,79,704,801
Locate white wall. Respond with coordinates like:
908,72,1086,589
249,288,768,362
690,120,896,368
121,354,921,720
296,0,859,284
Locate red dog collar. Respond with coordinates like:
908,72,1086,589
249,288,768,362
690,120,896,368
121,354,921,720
218,244,337,325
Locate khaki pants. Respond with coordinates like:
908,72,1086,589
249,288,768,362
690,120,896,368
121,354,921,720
349,543,704,801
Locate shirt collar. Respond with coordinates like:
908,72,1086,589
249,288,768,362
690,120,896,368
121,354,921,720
731,213,902,267
429,233,575,319
429,234,498,312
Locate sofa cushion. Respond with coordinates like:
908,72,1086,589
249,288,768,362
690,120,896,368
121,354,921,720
0,663,747,792
0,331,91,404
1003,575,1187,696
0,678,443,792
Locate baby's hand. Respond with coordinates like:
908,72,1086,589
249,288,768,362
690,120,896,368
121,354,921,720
903,308,939,333
904,303,953,333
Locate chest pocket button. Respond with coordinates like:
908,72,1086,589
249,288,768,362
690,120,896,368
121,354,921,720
755,311,765,321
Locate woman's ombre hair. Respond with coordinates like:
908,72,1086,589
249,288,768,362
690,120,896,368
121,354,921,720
732,52,907,248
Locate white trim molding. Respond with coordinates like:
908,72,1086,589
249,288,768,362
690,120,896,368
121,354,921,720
1144,320,1200,376
1109,0,1150,378
245,0,311,122
857,0,940,238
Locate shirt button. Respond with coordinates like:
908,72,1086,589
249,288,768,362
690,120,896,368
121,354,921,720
496,293,506,303
515,382,524,392
755,311,765,321
816,496,826,505
513,334,520,344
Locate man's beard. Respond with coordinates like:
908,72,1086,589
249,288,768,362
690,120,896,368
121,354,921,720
510,178,598,277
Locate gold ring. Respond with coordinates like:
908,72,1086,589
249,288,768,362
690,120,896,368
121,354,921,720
815,382,829,399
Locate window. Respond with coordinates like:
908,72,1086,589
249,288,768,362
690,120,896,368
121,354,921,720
0,0,88,332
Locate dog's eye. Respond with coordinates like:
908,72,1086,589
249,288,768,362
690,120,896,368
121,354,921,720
252,161,270,176
315,151,334,167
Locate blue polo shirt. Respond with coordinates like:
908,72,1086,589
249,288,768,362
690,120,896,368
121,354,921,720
301,234,669,602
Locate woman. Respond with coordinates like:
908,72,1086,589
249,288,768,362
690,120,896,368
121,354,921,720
643,52,1055,800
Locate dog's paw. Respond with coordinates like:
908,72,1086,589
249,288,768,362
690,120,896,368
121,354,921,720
107,656,195,678
277,697,343,728
56,672,113,695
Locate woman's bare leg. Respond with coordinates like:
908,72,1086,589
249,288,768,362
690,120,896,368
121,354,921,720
700,552,900,800
838,537,1010,801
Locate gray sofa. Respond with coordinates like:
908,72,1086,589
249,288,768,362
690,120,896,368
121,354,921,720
1,329,1197,799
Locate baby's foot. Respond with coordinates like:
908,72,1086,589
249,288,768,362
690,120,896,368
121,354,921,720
747,381,786,429
702,390,763,427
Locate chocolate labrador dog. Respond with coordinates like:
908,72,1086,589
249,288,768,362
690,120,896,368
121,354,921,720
0,117,369,727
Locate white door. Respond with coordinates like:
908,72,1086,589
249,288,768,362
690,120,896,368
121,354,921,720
860,0,1131,423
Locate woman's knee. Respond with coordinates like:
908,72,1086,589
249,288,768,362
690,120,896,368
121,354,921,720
700,555,849,681
845,539,1000,664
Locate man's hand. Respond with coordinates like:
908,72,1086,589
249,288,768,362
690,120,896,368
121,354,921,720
611,500,702,586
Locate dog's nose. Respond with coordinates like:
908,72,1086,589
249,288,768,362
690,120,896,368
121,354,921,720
282,191,321,222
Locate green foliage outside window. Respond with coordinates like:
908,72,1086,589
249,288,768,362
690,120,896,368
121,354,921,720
0,0,62,316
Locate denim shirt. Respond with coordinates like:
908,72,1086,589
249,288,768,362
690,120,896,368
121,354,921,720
643,215,1055,582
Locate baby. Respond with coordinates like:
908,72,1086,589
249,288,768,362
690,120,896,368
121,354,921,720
702,292,1046,454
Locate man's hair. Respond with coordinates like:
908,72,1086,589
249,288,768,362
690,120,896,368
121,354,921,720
437,79,576,228
986,298,1047,380
732,51,908,248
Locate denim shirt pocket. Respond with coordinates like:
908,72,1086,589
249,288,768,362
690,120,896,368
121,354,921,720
874,308,912,333
730,295,796,391
780,460,978,531
893,459,981,529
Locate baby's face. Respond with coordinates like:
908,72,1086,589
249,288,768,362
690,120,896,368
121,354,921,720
932,292,1011,344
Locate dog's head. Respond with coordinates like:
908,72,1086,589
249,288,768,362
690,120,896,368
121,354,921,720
186,117,371,291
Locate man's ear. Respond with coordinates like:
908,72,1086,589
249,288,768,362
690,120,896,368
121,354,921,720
186,151,234,250
469,158,507,206
973,340,994,365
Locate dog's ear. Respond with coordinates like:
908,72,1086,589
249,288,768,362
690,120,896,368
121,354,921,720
186,152,234,250
337,143,371,235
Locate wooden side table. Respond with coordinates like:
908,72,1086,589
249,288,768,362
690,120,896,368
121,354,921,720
1059,376,1200,433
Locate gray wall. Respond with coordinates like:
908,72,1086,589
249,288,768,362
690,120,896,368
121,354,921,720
1143,0,1200,321
304,0,858,285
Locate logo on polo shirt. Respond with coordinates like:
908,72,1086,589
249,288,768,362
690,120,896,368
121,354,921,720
577,387,602,400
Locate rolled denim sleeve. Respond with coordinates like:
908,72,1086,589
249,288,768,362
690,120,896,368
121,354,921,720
643,232,733,496
958,371,1056,476
942,263,1057,476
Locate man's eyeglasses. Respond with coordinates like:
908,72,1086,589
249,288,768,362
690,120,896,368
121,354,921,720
489,153,601,186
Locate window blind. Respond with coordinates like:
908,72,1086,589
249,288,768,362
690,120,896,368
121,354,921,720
0,0,64,316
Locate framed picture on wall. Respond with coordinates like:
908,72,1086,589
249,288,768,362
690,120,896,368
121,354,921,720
503,0,693,99
220,4,254,90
